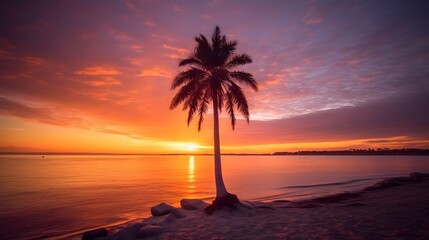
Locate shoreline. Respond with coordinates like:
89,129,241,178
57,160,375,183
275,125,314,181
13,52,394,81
70,172,429,240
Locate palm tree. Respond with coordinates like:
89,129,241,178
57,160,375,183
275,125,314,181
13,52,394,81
170,26,258,213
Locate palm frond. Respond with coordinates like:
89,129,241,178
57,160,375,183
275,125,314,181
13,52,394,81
229,71,258,92
211,26,222,53
219,40,237,64
225,54,252,68
195,34,214,67
217,83,226,113
170,78,199,110
197,89,210,131
171,67,206,90
187,93,200,126
227,81,249,123
179,57,203,68
182,79,207,111
226,89,236,130
180,81,208,126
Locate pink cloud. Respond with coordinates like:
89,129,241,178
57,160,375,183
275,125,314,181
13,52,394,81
79,76,121,87
162,44,188,54
173,5,183,12
74,66,122,76
303,0,324,25
137,68,172,78
164,53,181,59
143,20,156,27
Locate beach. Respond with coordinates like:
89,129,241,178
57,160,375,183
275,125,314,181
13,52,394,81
78,173,429,240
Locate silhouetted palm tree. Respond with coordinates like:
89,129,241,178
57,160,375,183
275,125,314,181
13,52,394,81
170,26,258,213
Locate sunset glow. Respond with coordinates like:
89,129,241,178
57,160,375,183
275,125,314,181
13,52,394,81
1,1,428,154
187,143,198,152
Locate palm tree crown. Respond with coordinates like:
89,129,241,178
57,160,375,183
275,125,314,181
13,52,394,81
170,26,258,130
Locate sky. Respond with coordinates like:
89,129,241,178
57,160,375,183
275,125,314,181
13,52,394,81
1,0,429,154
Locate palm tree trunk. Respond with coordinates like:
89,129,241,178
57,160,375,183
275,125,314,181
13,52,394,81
212,94,228,197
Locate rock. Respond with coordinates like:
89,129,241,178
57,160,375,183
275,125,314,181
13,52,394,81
135,225,163,238
410,172,429,180
81,228,108,240
180,199,209,210
145,214,175,226
151,203,175,216
170,208,185,218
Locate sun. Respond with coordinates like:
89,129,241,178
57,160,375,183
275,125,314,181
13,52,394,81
187,143,198,152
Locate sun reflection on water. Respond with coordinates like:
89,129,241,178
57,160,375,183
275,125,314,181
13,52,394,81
188,156,195,191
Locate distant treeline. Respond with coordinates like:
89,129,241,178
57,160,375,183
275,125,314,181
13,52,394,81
273,148,429,156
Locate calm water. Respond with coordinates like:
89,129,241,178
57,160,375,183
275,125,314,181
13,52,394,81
0,154,428,239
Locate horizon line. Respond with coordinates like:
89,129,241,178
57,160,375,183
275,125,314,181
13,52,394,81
1,148,428,156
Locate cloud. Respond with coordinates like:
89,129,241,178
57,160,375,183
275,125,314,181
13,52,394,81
173,5,183,12
79,76,121,87
74,66,122,76
137,68,171,78
164,53,181,59
163,44,188,54
218,90,429,145
143,20,156,27
0,96,143,139
0,97,53,123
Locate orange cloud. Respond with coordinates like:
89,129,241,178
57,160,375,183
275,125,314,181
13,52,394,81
74,66,122,76
163,44,188,54
22,56,48,66
165,53,181,59
137,68,171,78
82,76,121,87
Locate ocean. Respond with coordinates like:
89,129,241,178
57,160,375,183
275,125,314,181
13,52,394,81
0,154,428,239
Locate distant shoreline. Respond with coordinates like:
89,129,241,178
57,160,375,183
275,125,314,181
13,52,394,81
273,148,429,156
1,148,428,156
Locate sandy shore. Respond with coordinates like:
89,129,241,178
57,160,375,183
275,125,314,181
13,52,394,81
79,173,429,240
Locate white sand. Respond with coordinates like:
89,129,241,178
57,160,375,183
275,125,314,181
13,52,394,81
85,176,429,240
